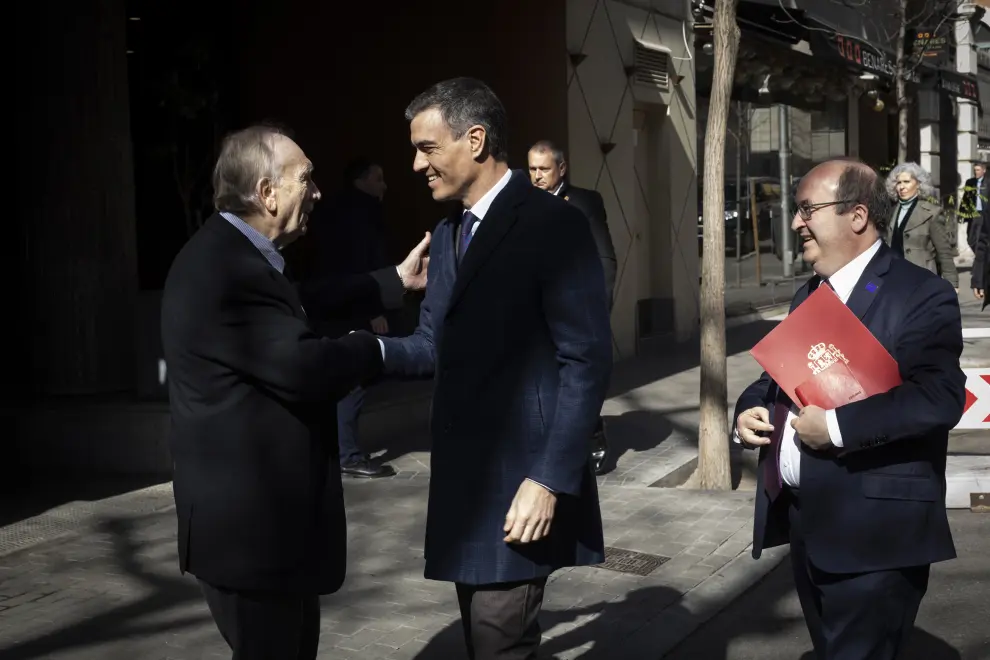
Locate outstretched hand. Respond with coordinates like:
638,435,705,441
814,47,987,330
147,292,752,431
397,232,431,291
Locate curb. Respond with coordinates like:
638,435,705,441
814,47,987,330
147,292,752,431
623,544,790,656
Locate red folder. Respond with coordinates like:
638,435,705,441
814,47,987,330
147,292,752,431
750,286,902,409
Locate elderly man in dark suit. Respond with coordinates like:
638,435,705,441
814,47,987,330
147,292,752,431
528,140,617,475
380,78,612,659
734,158,966,660
161,125,429,660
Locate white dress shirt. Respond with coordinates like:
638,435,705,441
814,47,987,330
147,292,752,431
738,239,882,487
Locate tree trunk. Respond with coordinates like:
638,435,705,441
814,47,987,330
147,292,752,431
696,0,740,491
895,0,910,164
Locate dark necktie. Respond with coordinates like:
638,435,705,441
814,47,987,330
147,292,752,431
458,211,478,265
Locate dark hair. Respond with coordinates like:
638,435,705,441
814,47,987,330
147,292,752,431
530,140,566,166
404,77,509,162
832,158,892,234
213,123,292,216
342,157,377,186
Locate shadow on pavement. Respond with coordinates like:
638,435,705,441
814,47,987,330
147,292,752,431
412,585,688,660
0,514,208,660
0,474,169,528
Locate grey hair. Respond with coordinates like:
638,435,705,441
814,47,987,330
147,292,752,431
833,160,892,234
404,77,509,162
213,124,290,216
530,140,566,166
885,162,935,200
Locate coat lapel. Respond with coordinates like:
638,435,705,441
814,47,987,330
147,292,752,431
845,243,892,321
447,171,529,314
903,201,932,234
442,206,462,282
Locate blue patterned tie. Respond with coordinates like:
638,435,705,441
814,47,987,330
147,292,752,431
458,211,478,265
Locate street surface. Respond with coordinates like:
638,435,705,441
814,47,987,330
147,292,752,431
664,510,990,660
0,272,986,659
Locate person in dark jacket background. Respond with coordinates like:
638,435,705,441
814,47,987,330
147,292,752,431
972,204,990,311
304,158,398,478
529,140,617,475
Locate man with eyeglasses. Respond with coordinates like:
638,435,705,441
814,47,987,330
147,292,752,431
732,159,966,660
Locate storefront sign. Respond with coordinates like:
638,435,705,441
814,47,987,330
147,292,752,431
939,71,981,106
810,32,920,83
910,29,949,63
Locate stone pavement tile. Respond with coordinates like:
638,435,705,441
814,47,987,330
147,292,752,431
0,473,774,659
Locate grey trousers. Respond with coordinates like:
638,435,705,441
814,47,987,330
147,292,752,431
455,577,548,660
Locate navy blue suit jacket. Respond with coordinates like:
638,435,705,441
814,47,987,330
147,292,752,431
735,243,965,574
381,170,612,585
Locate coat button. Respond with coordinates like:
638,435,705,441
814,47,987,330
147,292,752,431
444,422,453,432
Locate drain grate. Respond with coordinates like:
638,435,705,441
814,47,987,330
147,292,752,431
599,546,670,576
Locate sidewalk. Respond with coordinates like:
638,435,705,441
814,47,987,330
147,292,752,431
0,317,790,660
1,287,985,659
0,480,788,660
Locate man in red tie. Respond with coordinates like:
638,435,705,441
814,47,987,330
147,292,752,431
733,158,966,660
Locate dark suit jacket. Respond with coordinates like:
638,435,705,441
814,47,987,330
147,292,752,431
559,182,617,311
734,244,964,575
381,171,612,585
161,214,384,595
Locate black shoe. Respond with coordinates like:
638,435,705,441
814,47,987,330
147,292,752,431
341,457,396,479
590,429,609,476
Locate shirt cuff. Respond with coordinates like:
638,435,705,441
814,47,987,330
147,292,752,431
377,338,385,360
826,409,843,448
526,478,555,494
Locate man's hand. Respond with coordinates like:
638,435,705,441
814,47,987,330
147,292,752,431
503,480,557,544
975,288,985,300
791,405,831,450
736,406,774,447
370,316,389,334
397,232,431,291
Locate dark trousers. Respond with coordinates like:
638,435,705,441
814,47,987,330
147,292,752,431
787,492,930,660
337,386,366,465
199,579,321,660
455,578,548,660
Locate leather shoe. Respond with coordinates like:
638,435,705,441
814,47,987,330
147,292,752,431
341,457,396,479
590,428,609,476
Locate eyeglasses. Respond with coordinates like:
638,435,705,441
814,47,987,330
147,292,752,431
795,199,856,221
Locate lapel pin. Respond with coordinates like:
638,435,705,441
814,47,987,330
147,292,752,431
865,282,878,293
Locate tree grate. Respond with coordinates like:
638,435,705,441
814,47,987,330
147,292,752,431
598,546,670,576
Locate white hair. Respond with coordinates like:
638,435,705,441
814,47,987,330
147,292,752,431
885,162,935,200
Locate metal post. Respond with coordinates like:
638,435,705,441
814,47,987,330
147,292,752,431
735,101,742,288
778,104,793,278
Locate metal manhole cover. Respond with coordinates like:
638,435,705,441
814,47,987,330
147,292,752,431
599,547,670,576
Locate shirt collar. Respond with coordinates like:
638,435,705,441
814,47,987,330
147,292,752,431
464,169,513,220
550,181,565,196
824,239,882,302
220,211,286,274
